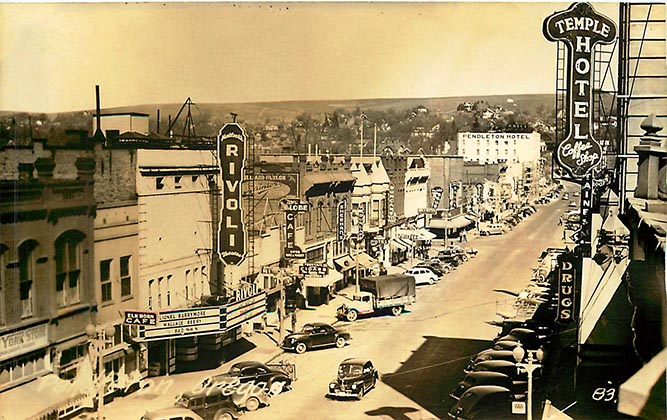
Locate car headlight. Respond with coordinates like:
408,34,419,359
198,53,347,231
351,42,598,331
329,383,336,389
351,384,357,389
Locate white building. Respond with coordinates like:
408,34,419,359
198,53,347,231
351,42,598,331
457,132,541,164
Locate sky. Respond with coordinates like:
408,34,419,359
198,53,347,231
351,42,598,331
0,1,619,113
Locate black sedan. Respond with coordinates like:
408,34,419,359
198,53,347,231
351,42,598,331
201,361,293,394
327,358,378,399
282,322,351,354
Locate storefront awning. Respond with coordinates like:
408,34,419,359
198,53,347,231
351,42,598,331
333,255,355,272
428,214,474,230
354,251,379,269
303,270,344,288
391,239,408,251
1,374,89,420
618,348,666,419
579,257,630,344
396,228,436,241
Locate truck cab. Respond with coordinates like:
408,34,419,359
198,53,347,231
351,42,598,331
337,292,375,321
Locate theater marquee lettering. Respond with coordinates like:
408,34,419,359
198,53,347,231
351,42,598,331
218,123,247,266
543,2,616,179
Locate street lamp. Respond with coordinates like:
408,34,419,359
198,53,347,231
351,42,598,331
86,324,116,420
512,344,544,420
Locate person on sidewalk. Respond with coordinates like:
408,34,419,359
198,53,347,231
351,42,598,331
291,311,297,333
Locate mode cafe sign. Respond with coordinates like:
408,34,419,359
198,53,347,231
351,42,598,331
543,2,616,179
218,123,247,266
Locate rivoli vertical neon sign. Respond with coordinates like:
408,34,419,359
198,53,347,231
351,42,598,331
217,122,247,266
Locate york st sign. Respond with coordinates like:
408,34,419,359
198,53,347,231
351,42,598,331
543,3,616,179
218,123,247,266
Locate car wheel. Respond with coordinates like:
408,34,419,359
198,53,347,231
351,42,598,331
428,277,436,285
214,409,235,420
245,396,261,411
442,265,451,274
346,309,358,322
391,306,403,316
269,380,287,395
335,336,346,348
295,342,307,354
462,255,469,262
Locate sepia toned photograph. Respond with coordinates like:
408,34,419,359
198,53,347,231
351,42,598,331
0,2,665,420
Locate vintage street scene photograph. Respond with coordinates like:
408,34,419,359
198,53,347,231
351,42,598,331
0,2,665,420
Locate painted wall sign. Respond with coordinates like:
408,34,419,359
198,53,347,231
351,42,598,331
244,172,298,200
218,123,247,265
556,252,579,324
282,198,308,259
0,322,48,362
543,2,617,179
337,199,347,243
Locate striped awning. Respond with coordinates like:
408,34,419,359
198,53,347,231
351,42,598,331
303,270,344,288
429,214,474,230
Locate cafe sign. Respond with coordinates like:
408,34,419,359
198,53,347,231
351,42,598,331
218,122,247,265
282,198,308,259
543,2,617,179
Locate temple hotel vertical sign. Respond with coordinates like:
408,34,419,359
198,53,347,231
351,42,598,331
543,2,616,257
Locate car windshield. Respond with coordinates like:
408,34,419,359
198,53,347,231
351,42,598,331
301,324,315,333
228,366,242,376
338,363,363,377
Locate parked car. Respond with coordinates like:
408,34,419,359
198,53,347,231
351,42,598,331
464,350,518,373
479,223,508,236
281,322,350,354
415,261,449,276
327,358,378,399
449,371,516,400
141,407,204,420
436,250,462,267
405,266,439,285
175,384,270,417
448,385,521,420
469,360,524,379
495,328,546,350
201,361,293,394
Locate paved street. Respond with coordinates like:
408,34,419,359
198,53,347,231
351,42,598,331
104,197,570,420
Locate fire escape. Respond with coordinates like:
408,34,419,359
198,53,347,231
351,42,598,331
616,2,667,213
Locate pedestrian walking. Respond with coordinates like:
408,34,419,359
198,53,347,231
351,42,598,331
291,311,297,333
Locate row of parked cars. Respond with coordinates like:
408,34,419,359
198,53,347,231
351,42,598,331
404,245,478,285
446,248,565,420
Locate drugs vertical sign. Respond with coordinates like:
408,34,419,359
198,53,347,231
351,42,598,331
218,123,247,266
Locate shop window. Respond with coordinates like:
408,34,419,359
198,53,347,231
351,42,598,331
55,231,84,308
100,259,112,302
120,256,131,297
166,275,172,307
18,240,38,318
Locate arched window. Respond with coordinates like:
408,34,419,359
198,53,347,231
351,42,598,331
18,240,38,318
55,231,85,308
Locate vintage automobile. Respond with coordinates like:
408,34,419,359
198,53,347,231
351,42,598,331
464,350,518,373
405,266,439,285
327,358,379,399
449,371,518,400
175,384,270,418
448,385,522,420
478,223,508,236
141,407,204,420
281,322,351,354
200,361,293,395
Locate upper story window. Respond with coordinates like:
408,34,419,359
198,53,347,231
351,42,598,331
100,259,112,302
120,256,132,297
55,231,85,308
18,240,38,318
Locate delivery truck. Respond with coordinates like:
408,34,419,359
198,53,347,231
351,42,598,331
336,274,417,321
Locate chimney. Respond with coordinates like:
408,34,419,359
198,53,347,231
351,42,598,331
18,163,34,182
633,114,666,200
75,157,95,181
34,157,56,182
93,85,106,143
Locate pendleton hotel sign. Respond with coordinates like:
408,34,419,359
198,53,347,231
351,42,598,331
543,3,616,179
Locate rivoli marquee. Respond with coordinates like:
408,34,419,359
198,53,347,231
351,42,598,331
543,2,617,179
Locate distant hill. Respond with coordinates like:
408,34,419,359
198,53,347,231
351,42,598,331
64,93,554,124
